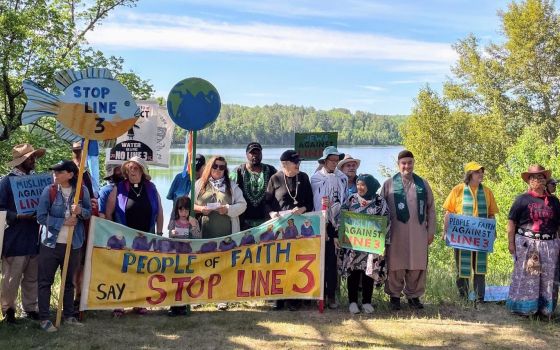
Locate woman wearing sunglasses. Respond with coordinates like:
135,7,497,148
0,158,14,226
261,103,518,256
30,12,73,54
194,156,247,240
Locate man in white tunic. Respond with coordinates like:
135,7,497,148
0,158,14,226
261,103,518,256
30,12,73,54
380,150,436,310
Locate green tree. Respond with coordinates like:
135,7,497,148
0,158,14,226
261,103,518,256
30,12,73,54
0,0,153,141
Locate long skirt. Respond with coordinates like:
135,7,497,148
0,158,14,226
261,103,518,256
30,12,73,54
506,235,560,316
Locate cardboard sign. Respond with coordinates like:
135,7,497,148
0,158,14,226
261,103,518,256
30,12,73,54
445,214,496,252
338,211,387,254
295,132,338,160
22,68,140,141
107,100,174,167
9,174,53,215
80,212,325,310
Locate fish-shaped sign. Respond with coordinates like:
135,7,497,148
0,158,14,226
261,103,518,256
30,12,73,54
22,68,140,141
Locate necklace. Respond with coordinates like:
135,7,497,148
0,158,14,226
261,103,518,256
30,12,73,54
243,165,268,206
130,183,143,197
284,173,300,205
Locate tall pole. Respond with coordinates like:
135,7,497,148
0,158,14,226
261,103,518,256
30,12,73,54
190,130,197,217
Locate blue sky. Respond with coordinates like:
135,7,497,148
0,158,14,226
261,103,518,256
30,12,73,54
87,0,510,115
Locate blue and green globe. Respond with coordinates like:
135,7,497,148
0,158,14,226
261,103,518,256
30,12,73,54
167,78,221,131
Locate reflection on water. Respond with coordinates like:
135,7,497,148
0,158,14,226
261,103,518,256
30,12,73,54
147,145,403,231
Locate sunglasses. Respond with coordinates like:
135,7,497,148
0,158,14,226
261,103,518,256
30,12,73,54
212,164,227,171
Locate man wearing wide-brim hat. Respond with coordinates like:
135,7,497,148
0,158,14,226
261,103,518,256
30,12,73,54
443,161,499,302
337,154,361,197
0,143,46,323
311,146,348,309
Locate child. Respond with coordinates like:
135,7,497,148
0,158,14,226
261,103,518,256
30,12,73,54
167,196,200,317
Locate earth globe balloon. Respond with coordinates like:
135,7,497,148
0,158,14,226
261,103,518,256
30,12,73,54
167,78,221,131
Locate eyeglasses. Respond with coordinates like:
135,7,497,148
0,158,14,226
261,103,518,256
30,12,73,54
212,164,227,171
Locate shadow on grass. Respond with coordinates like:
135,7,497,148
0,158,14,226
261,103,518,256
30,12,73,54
1,302,559,350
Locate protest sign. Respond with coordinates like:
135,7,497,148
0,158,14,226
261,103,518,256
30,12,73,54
80,212,325,310
445,214,496,252
9,174,53,215
107,100,174,167
295,132,337,161
338,211,387,255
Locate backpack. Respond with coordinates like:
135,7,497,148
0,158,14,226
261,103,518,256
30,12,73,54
48,184,83,205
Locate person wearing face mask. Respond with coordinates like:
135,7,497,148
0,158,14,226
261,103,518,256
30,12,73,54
0,143,45,323
337,155,361,197
443,162,499,302
506,165,560,318
233,142,277,230
380,150,436,311
98,164,124,220
311,146,348,309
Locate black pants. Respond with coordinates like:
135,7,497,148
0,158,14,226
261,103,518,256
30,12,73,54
347,270,373,304
454,249,485,300
324,224,338,299
38,244,80,321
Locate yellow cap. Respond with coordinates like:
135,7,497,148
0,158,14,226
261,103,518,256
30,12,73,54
464,161,484,173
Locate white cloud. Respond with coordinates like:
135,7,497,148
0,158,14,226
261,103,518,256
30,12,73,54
87,13,456,69
361,85,385,91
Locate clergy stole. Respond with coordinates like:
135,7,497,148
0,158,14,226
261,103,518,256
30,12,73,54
459,184,488,278
392,173,426,224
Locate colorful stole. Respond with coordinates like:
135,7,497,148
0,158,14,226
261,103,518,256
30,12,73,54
459,183,488,278
393,173,426,224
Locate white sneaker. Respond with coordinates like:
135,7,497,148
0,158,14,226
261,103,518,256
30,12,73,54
362,303,374,314
349,302,360,314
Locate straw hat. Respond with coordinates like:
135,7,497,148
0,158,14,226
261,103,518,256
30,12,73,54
521,164,551,183
122,156,151,181
7,143,46,167
337,154,361,170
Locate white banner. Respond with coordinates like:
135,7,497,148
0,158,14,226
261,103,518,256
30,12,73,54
106,100,175,167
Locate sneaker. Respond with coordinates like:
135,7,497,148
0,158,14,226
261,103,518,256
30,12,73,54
25,311,40,320
4,308,16,324
217,303,228,311
327,299,339,309
349,302,360,314
40,320,58,332
390,297,401,311
272,300,284,311
287,300,301,311
362,303,374,314
408,297,424,310
64,317,84,326
112,309,125,318
168,306,188,317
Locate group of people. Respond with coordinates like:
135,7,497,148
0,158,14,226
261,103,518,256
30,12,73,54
1,139,559,332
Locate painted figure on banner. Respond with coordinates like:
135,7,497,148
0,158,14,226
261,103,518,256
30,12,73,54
443,161,499,302
380,150,436,311
0,143,46,324
311,146,348,310
232,142,277,230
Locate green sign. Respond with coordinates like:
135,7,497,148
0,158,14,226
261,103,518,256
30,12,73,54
338,211,387,255
295,132,337,160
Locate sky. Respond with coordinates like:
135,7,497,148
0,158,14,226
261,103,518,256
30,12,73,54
86,0,511,115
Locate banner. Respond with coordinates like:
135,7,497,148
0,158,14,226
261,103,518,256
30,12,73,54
445,214,496,252
338,211,387,254
9,174,53,215
80,212,325,310
107,100,175,167
295,132,337,160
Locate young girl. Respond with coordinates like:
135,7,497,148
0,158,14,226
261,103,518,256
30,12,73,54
167,196,200,317
169,196,201,240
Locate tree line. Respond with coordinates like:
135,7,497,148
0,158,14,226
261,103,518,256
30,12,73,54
172,104,406,145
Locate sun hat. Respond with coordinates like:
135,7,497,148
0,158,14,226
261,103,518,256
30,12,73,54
521,164,551,183
7,143,46,167
318,146,344,163
122,156,151,181
337,154,361,170
464,161,484,173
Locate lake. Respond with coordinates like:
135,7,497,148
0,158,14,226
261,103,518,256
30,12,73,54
149,145,403,230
